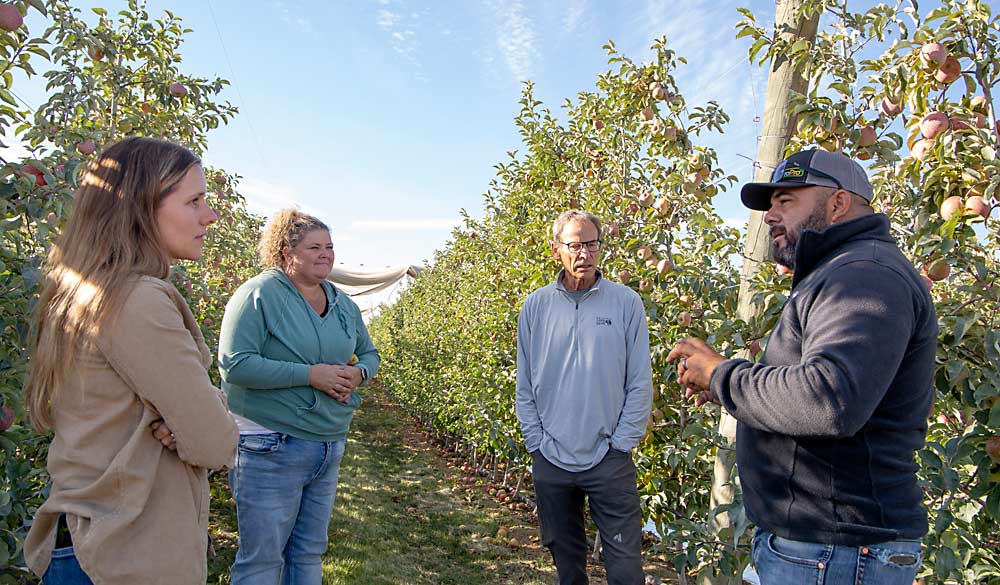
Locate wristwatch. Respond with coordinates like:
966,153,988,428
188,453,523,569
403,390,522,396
357,364,369,383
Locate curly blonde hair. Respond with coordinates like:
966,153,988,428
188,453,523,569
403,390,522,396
258,209,330,269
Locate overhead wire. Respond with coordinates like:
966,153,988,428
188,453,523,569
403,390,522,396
204,0,266,170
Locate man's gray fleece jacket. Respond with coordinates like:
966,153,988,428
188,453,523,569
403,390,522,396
516,271,653,472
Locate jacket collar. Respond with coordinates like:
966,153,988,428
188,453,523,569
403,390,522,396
555,269,604,293
792,213,894,288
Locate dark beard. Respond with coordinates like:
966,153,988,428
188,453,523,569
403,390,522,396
771,203,829,270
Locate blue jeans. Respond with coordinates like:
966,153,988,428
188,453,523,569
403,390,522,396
752,528,922,585
42,546,93,585
229,433,347,585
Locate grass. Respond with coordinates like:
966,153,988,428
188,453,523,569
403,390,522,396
207,385,677,584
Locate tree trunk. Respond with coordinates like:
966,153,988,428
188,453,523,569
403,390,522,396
699,2,818,583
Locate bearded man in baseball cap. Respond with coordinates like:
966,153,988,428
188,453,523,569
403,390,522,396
668,149,937,584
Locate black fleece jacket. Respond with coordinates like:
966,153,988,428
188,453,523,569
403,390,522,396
710,213,937,546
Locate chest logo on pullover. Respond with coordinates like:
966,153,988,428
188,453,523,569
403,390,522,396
596,317,612,326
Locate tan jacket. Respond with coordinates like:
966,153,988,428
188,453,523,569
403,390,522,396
25,276,238,584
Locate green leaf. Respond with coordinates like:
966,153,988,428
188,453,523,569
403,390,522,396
952,314,978,345
789,39,810,55
988,399,1000,429
26,0,46,16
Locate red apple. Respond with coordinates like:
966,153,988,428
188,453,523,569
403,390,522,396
858,126,877,147
911,138,934,161
919,42,948,68
639,106,654,122
940,195,963,220
656,258,673,276
919,112,950,139
87,45,103,61
951,118,973,132
76,139,96,155
965,195,990,219
654,197,670,216
749,339,763,358
649,82,670,101
628,202,639,214
638,279,653,293
880,98,903,117
0,405,13,432
20,164,46,187
168,82,187,98
935,57,961,84
140,102,153,114
606,221,620,238
0,4,23,32
637,246,653,261
592,118,604,131
676,311,692,327
637,191,654,207
924,259,951,282
618,270,632,283
987,436,1000,465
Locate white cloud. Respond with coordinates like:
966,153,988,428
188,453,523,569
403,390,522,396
272,1,314,34
562,0,588,35
489,0,536,81
375,0,424,76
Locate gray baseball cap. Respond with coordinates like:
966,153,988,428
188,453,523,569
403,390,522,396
740,149,874,211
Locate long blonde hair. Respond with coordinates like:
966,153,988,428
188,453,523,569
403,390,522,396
25,137,201,431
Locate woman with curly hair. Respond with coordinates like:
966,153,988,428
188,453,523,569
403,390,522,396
218,209,379,584
23,137,238,585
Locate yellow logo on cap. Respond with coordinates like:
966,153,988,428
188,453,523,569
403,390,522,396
782,167,805,179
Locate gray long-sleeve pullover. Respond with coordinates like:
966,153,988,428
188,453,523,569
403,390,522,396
515,271,653,472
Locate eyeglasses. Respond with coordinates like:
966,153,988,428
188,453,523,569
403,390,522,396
557,239,602,253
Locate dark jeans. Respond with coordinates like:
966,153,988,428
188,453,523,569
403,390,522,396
531,448,644,585
42,546,93,585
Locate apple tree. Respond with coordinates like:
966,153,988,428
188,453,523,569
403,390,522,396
0,0,259,578
735,0,1000,581
370,36,764,578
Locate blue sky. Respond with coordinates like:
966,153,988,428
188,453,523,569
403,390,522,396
14,0,784,269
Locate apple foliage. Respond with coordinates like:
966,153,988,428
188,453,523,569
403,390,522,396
738,0,1000,581
374,1,1000,582
0,1,260,579
370,37,769,577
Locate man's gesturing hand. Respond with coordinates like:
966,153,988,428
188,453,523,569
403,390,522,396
666,337,727,407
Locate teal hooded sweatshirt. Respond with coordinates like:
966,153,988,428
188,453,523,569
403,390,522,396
218,269,380,441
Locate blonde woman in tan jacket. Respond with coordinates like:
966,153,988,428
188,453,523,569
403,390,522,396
23,137,239,585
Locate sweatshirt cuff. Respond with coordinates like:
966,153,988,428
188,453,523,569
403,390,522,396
710,358,752,413
292,363,312,387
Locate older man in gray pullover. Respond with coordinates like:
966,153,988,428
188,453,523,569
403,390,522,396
516,210,653,585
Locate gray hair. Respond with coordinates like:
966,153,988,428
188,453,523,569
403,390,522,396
551,210,602,241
